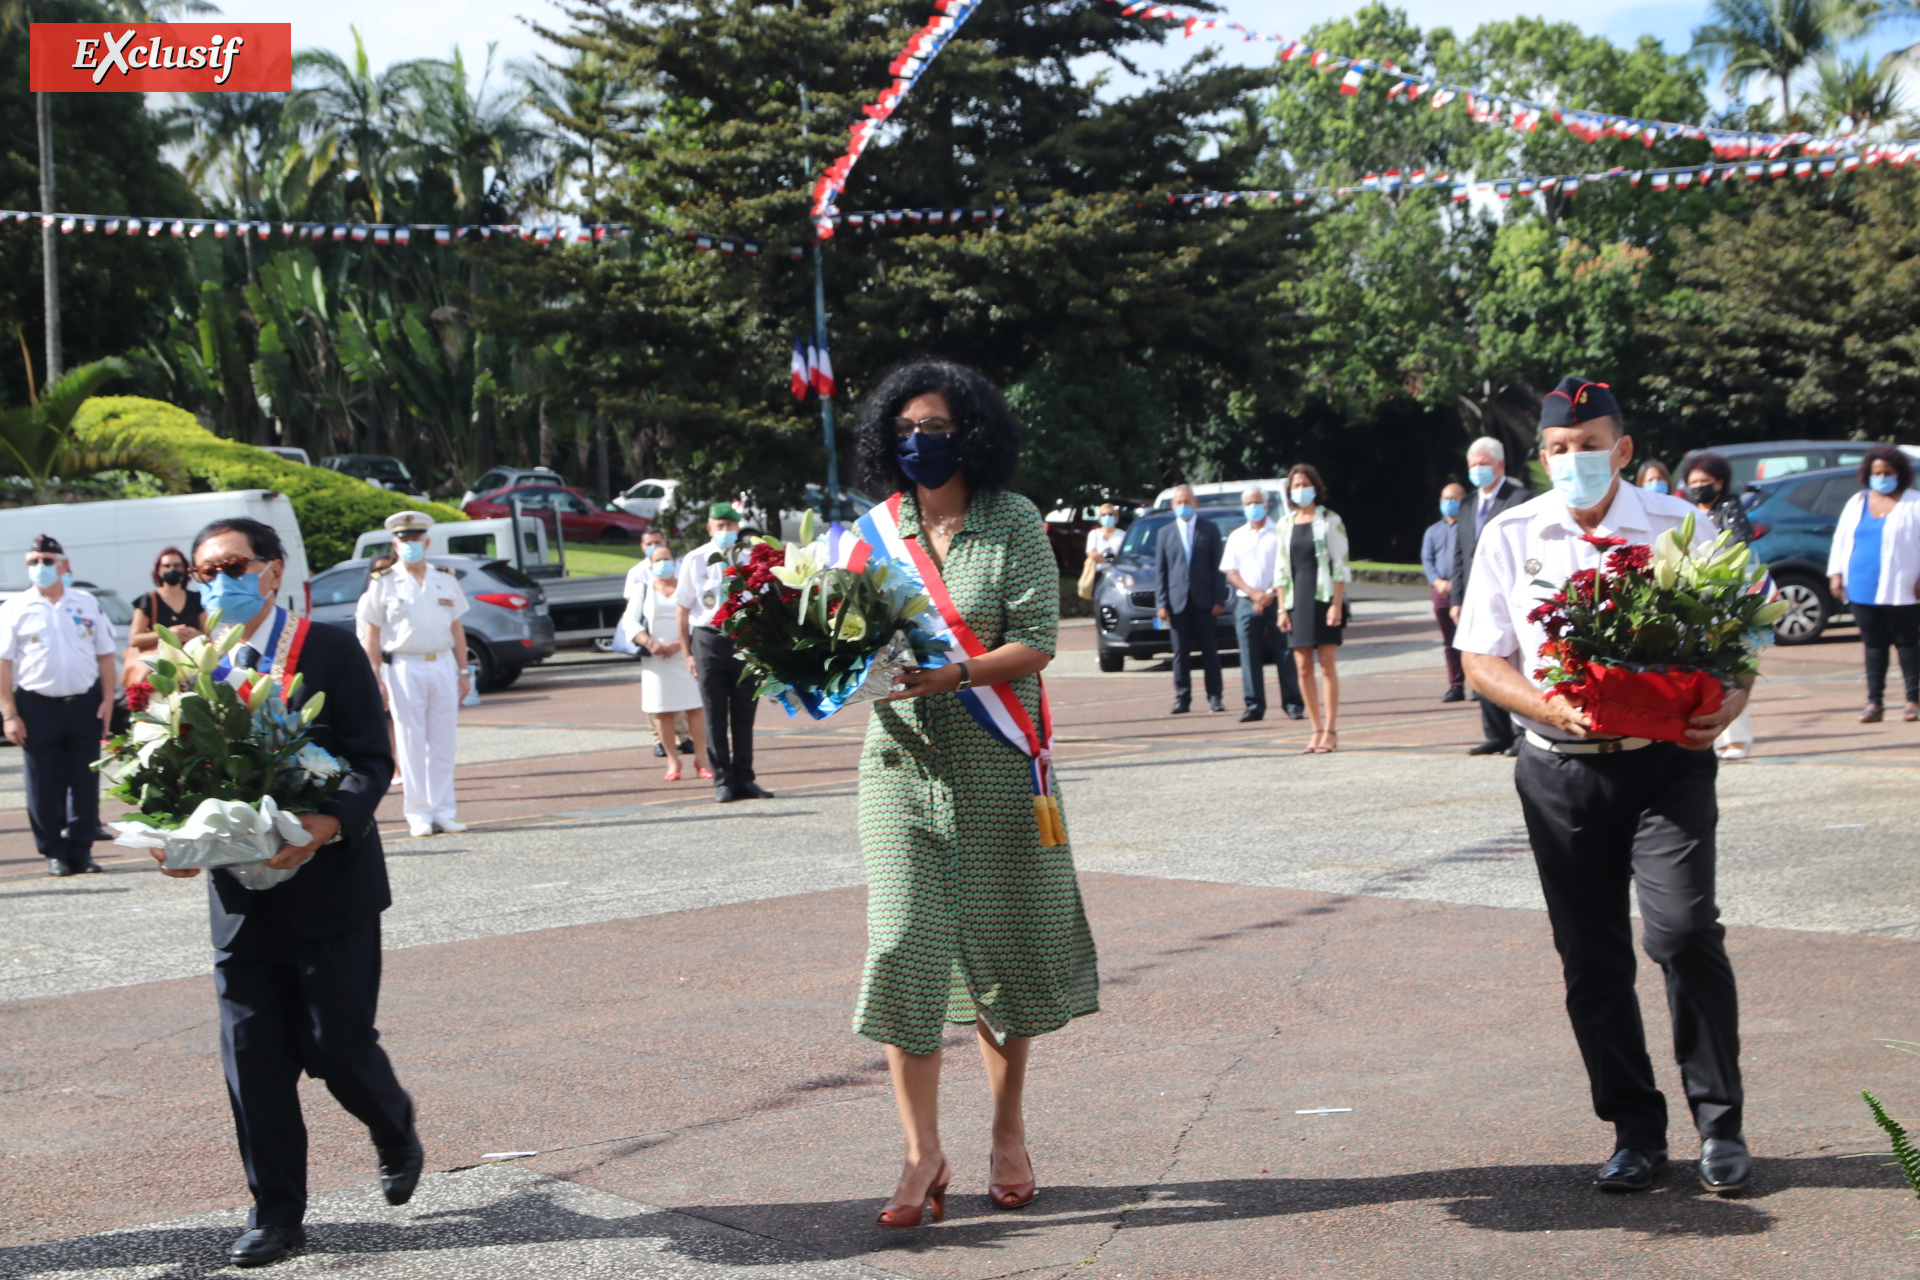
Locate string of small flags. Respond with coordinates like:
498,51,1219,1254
1090,0,1920,163
810,0,986,240
0,211,638,246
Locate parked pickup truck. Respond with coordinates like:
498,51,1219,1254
539,573,632,648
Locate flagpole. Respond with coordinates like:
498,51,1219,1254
811,238,840,523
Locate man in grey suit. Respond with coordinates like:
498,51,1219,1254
1155,484,1227,714
1450,436,1531,755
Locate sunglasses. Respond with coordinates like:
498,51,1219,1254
25,556,58,567
394,530,427,542
892,416,961,437
190,555,268,584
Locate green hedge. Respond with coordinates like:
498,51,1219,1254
73,397,465,567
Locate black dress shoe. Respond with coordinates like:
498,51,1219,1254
1238,708,1264,722
230,1224,305,1267
1170,701,1191,715
1283,704,1305,720
1208,696,1227,713
1442,685,1466,703
1699,1137,1751,1194
378,1134,425,1206
1503,743,1520,757
92,826,117,842
714,785,739,803
678,737,695,754
736,781,775,800
47,857,75,877
78,858,105,874
1596,1147,1668,1192
1467,740,1508,756
653,741,667,758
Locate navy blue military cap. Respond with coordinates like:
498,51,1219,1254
1539,376,1621,429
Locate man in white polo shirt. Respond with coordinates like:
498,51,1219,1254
0,534,118,876
1221,485,1302,722
1455,376,1753,1198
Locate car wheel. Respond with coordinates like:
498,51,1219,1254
1770,574,1831,645
490,665,523,690
1097,650,1125,673
471,643,499,691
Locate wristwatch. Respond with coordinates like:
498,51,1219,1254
954,661,973,690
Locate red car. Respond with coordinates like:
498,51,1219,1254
463,484,653,542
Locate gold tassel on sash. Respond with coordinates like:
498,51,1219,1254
1033,793,1065,847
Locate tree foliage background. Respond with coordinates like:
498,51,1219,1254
3,0,1920,558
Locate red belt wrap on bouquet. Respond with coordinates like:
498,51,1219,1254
1560,664,1725,745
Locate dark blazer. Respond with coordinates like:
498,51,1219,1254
1451,478,1530,607
209,619,396,948
1154,516,1225,614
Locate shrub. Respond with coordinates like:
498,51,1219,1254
72,398,464,567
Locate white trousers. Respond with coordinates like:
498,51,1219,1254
387,652,459,825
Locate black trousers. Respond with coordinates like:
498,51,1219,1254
691,626,757,786
1233,597,1301,712
18,684,102,866
1854,602,1920,704
1514,741,1742,1150
1479,690,1517,748
215,912,414,1227
1167,603,1223,704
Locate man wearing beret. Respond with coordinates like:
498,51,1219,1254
1454,377,1755,1196
676,503,773,803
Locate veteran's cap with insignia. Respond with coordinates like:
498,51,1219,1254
1539,376,1621,429
384,510,436,535
709,502,744,521
29,534,62,555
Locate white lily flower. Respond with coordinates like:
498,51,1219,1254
771,542,828,588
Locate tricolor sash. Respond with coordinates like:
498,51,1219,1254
212,607,312,701
848,493,1066,847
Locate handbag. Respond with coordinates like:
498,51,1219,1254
1076,552,1100,600
610,585,646,657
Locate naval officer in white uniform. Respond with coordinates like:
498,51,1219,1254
357,511,471,838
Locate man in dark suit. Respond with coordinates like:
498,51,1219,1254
1154,484,1227,714
154,518,418,1269
1450,437,1531,755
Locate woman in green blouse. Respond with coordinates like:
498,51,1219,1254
1276,463,1352,752
852,361,1100,1229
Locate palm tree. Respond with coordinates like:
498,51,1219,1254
0,348,185,502
516,50,645,212
175,93,285,282
1690,0,1872,120
409,45,546,225
1814,51,1910,133
289,28,430,222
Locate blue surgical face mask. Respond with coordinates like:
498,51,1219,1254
1290,487,1316,508
397,540,426,564
60,571,73,589
27,562,57,590
1439,497,1461,518
1549,449,1618,510
714,528,740,549
1174,503,1195,521
896,431,963,491
1643,478,1670,495
1468,464,1496,489
1870,473,1899,495
1100,514,1117,528
198,568,266,619
1244,503,1267,523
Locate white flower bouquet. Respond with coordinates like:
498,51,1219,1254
99,614,347,887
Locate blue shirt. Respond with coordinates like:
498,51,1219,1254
1421,518,1459,586
1849,509,1886,605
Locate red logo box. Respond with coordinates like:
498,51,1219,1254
30,23,291,92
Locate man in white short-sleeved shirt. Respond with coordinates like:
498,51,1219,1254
1455,376,1754,1197
0,534,118,875
1221,486,1302,721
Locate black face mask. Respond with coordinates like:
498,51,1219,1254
1687,482,1721,505
160,569,187,586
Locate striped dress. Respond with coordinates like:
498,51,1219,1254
853,489,1100,1054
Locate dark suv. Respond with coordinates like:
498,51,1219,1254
1743,465,1858,644
1092,509,1241,672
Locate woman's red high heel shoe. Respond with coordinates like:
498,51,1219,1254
876,1160,951,1229
988,1147,1037,1210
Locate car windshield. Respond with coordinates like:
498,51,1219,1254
1119,510,1243,559
364,459,411,481
484,560,538,589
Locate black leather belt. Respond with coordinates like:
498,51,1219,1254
19,682,101,705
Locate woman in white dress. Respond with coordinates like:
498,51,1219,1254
625,546,710,782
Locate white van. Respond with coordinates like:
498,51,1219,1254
1150,479,1292,511
0,490,312,615
349,516,552,574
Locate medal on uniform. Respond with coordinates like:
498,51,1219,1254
1524,558,1542,576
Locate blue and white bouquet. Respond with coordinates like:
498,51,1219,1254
100,613,347,888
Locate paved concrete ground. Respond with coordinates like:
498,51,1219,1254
3,592,1918,1278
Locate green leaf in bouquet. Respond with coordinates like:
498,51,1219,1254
151,658,179,684
178,692,222,737
1629,617,1680,655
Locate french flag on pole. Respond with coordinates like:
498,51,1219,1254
810,334,836,398
791,337,811,400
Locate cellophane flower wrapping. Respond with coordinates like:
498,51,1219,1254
96,614,349,887
1529,515,1788,746
714,517,950,721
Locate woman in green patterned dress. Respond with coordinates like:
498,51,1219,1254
852,361,1100,1229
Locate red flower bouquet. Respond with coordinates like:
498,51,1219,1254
1529,515,1787,744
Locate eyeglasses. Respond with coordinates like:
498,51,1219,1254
25,556,57,567
394,531,427,542
892,416,961,438
190,555,267,584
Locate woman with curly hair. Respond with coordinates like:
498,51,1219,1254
850,359,1099,1229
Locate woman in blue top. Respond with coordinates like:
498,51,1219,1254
1827,446,1920,722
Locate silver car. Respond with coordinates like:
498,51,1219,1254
305,555,557,690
